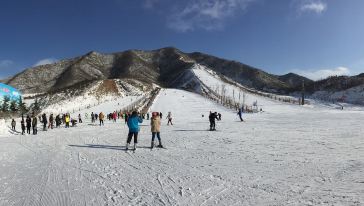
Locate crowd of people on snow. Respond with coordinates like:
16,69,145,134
9,109,170,151
11,112,79,135
9,103,251,150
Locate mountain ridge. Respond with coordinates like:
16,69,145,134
4,47,308,94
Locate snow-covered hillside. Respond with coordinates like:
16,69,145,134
174,64,304,113
0,88,363,205
191,64,282,107
311,84,364,105
26,79,147,115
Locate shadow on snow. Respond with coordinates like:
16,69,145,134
68,144,152,150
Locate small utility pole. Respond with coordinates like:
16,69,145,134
301,80,305,105
238,91,241,108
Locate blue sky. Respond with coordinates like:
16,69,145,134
1,0,363,80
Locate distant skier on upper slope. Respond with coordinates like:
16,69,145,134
237,108,244,122
166,112,173,125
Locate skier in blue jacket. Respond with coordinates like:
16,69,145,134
126,111,143,151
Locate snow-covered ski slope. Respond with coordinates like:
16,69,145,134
191,64,364,112
190,64,294,111
1,89,364,205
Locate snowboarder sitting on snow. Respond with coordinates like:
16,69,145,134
237,109,244,122
126,111,143,151
151,112,163,148
209,111,219,131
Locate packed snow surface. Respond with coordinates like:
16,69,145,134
0,89,363,205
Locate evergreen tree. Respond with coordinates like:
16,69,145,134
1,96,10,112
33,98,40,113
18,97,28,114
10,100,18,112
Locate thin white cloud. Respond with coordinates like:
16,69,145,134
33,58,58,67
291,67,351,80
143,0,160,9
0,60,14,80
167,0,255,32
0,60,14,68
299,0,327,14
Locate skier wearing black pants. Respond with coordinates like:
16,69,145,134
127,132,138,147
166,112,173,125
209,111,219,131
237,109,244,122
11,119,16,131
42,113,48,131
126,111,143,151
21,117,25,135
78,114,83,123
26,115,31,134
32,115,38,135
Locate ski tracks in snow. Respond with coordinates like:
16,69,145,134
1,89,364,205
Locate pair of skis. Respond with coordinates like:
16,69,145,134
151,145,166,150
125,146,167,153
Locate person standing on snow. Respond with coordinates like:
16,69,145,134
21,116,26,135
159,112,163,119
11,119,16,131
124,113,129,124
113,112,117,122
42,113,47,131
62,114,66,124
91,112,95,123
65,114,70,128
26,115,31,134
32,115,38,135
78,114,83,123
126,111,143,151
237,109,244,122
209,111,219,131
166,112,173,125
151,112,163,148
99,112,105,126
49,114,54,129
55,115,61,128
